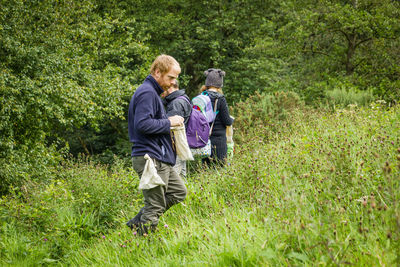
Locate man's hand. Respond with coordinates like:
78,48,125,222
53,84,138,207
168,115,184,127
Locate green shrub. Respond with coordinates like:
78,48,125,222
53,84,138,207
231,90,304,144
0,156,140,262
0,144,63,196
302,81,329,105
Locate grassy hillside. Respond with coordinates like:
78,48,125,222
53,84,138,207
1,102,399,266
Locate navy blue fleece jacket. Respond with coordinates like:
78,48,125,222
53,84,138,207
128,75,175,165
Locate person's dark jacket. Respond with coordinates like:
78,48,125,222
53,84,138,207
205,90,234,136
163,89,192,127
128,75,175,165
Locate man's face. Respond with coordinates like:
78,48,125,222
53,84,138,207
154,64,181,91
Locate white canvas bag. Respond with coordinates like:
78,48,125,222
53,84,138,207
171,125,194,161
138,154,166,190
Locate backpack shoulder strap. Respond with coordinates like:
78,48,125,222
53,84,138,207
176,95,190,103
209,98,218,135
201,91,220,111
212,97,218,113
176,95,192,108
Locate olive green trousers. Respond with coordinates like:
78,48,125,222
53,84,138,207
131,156,187,226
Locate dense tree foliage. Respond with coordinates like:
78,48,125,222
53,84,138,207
0,0,152,193
119,0,277,100
278,0,400,102
0,0,399,193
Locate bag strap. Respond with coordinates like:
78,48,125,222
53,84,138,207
209,98,218,136
203,91,220,114
170,132,176,152
177,95,190,104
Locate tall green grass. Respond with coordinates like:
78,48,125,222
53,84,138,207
1,102,399,266
325,87,375,108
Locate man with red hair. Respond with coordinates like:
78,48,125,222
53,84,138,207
126,55,187,235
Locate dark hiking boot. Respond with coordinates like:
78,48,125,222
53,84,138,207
136,222,149,236
137,223,157,236
149,224,157,233
126,208,144,230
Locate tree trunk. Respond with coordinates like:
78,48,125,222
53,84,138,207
78,136,90,155
345,0,358,75
346,33,357,75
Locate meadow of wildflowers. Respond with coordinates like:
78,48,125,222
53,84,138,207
0,101,399,266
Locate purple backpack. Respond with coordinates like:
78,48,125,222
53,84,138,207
177,96,210,148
